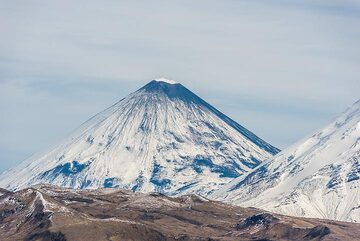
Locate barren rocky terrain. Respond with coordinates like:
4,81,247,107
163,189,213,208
1,185,359,241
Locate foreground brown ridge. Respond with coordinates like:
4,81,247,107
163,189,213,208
0,185,359,241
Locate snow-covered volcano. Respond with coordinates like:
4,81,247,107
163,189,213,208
211,100,360,222
0,79,279,195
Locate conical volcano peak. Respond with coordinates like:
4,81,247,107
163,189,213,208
0,77,279,196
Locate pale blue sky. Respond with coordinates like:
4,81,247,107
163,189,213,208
0,0,359,172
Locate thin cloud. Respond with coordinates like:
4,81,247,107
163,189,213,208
0,0,359,171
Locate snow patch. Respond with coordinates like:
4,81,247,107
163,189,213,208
153,77,177,84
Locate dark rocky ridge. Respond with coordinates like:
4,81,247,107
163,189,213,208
0,185,359,241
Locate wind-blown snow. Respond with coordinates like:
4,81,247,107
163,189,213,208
153,78,177,84
0,79,279,196
211,100,360,223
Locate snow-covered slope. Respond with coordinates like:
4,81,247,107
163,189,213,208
0,79,279,196
211,100,360,222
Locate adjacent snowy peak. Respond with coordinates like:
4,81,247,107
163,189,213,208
211,100,360,223
0,79,279,196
